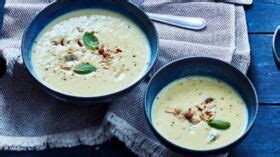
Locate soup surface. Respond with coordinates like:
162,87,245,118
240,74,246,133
32,9,150,96
152,76,248,150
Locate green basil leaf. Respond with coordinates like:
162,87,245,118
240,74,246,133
208,119,231,130
74,63,97,74
82,32,99,50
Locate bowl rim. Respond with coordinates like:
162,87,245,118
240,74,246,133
144,57,258,153
272,25,280,67
21,0,159,100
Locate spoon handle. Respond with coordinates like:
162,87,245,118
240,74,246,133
147,13,206,30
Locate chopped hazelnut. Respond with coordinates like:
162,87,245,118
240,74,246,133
115,48,122,53
102,53,110,59
205,111,213,117
184,111,193,120
174,108,182,114
205,98,214,104
199,114,205,121
64,54,77,61
61,66,71,71
60,39,65,46
50,40,59,46
98,47,105,55
76,39,83,47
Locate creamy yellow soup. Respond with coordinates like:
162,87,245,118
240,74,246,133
32,9,150,96
152,76,248,150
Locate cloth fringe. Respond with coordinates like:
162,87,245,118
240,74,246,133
0,126,112,151
0,47,22,74
106,112,172,157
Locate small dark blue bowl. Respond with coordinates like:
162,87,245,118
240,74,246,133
144,57,258,155
273,26,280,69
21,0,158,104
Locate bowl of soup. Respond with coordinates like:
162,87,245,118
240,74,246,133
144,57,258,154
22,0,158,104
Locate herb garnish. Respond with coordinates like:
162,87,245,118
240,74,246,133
82,32,99,51
208,119,230,130
74,63,97,75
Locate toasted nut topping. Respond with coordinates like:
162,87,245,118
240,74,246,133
184,111,193,120
205,98,214,104
76,39,83,47
174,108,182,114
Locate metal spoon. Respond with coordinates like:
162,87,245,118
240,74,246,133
129,0,206,30
147,13,206,30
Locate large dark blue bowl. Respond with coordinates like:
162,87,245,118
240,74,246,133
144,57,258,155
21,0,158,104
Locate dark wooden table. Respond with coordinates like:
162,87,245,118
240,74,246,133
1,0,280,156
